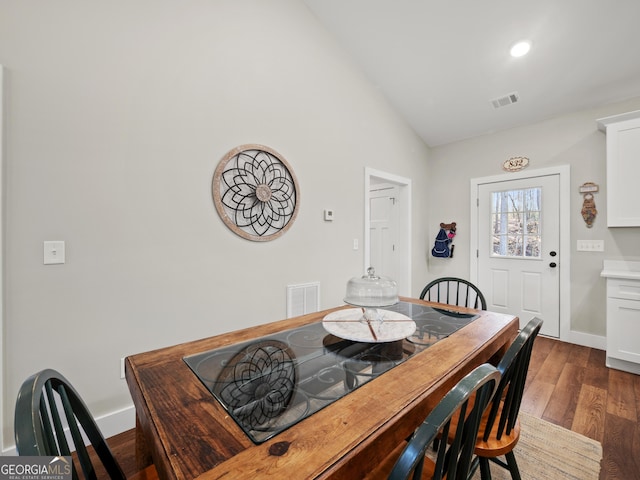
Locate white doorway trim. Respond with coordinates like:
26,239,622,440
470,165,577,345
0,65,5,452
364,168,412,296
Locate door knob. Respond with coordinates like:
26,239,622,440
549,262,557,268
550,251,557,257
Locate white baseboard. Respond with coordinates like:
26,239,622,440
94,404,137,439
606,356,640,375
565,330,606,350
3,404,136,457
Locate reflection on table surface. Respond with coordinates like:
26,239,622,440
183,301,479,443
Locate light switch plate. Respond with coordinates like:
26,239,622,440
44,241,65,264
324,209,334,221
576,240,604,252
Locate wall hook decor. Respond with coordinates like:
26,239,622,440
579,182,599,228
432,222,457,258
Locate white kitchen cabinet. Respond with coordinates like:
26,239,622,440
601,260,640,374
597,110,640,227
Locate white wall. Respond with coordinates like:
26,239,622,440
428,97,640,337
0,1,432,446
5,0,640,451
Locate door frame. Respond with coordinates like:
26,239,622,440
364,167,411,296
470,165,571,341
0,65,5,452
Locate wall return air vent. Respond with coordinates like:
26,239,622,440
491,92,519,109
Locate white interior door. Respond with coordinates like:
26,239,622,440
365,168,412,297
369,185,399,281
477,174,560,337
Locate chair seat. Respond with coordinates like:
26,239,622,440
447,399,521,458
474,415,520,458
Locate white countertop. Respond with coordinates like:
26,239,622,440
601,260,640,280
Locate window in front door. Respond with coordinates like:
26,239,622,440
491,187,541,258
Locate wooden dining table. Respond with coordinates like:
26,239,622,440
125,297,518,480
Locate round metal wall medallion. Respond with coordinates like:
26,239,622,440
213,144,300,241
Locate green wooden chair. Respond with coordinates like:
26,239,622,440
387,363,501,480
420,277,487,310
14,368,157,480
444,317,543,479
472,317,544,480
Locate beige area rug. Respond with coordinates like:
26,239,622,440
468,412,603,480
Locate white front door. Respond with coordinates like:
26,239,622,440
369,184,399,282
476,174,560,337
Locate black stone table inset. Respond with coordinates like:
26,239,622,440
183,301,478,443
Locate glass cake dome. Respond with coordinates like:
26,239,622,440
344,267,399,308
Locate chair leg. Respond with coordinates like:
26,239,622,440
466,456,480,480
479,457,492,480
505,451,521,480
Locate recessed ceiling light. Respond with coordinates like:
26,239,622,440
510,41,531,58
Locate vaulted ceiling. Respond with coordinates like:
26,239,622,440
303,0,640,146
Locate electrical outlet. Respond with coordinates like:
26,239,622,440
120,358,126,379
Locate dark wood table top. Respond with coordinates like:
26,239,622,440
125,297,518,480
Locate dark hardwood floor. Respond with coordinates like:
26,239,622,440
521,336,640,480
108,336,640,479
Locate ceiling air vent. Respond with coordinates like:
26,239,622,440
491,92,519,109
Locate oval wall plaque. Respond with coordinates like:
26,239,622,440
502,156,529,172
